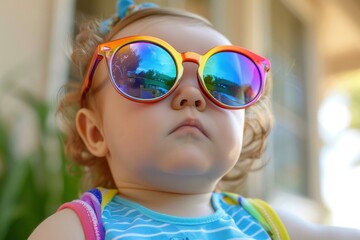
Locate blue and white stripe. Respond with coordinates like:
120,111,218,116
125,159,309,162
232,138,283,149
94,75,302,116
102,193,270,240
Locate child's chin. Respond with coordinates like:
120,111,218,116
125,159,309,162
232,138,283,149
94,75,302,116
159,155,211,177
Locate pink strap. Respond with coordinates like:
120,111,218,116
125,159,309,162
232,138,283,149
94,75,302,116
58,200,101,240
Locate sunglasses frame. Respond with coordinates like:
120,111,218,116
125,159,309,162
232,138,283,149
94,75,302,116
80,35,270,109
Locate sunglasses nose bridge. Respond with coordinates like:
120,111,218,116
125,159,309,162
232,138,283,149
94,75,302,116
181,52,201,65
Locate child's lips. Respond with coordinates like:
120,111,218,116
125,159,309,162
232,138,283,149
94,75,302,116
170,118,209,138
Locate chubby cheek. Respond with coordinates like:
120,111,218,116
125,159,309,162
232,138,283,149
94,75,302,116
215,110,245,172
100,104,163,178
102,120,149,184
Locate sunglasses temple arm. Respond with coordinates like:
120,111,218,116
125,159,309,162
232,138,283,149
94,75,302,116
253,56,271,96
80,53,104,107
252,54,271,73
261,59,271,73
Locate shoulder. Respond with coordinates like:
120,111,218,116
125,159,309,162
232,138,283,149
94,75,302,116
277,208,360,240
28,208,85,240
217,192,290,239
28,188,118,240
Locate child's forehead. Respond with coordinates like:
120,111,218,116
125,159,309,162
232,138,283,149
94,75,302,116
110,15,231,54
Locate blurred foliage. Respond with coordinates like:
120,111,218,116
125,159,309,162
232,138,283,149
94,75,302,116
0,91,81,239
348,84,360,166
334,69,360,130
349,86,360,130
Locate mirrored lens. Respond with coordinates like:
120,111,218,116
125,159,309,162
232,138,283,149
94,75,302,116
110,42,177,100
203,52,261,107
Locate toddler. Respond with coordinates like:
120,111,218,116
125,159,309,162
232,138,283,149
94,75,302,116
30,0,360,239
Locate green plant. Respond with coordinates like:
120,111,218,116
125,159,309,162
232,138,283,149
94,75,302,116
0,92,81,239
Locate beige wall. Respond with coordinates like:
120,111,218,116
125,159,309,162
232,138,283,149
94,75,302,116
1,0,76,104
1,0,53,97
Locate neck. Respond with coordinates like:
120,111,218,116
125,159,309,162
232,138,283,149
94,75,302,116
118,187,215,217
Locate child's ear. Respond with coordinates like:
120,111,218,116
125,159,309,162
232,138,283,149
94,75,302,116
76,108,108,157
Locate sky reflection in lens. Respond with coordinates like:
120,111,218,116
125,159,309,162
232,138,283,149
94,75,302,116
203,52,261,106
112,42,176,99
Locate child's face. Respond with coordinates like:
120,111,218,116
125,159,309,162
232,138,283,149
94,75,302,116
84,16,245,193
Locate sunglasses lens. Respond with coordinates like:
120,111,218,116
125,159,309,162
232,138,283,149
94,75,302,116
203,52,262,107
110,42,177,100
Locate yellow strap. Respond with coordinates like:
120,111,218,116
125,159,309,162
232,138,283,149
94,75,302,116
249,199,290,240
97,187,118,211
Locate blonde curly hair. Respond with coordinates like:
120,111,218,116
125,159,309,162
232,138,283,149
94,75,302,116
58,7,273,192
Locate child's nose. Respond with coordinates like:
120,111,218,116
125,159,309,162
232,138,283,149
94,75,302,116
171,63,206,111
171,86,206,111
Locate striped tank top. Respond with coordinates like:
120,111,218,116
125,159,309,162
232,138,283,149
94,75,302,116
59,188,289,240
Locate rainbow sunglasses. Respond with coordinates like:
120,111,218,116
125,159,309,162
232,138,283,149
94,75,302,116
80,35,271,109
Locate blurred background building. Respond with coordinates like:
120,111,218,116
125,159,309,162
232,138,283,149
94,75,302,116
1,0,360,238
